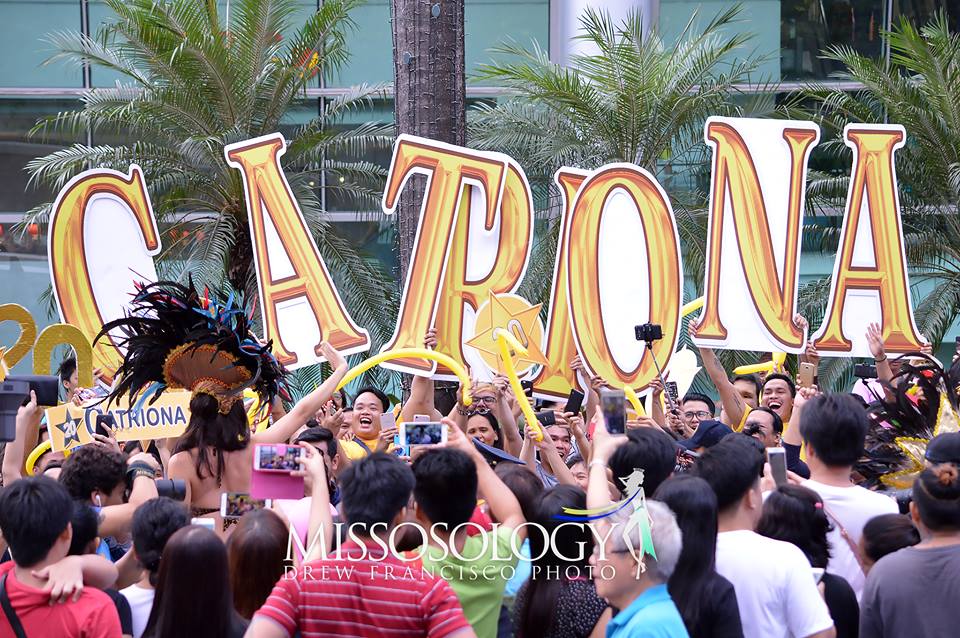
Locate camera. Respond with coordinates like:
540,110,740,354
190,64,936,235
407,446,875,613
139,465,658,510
155,479,187,501
634,323,663,343
854,363,878,380
0,379,30,442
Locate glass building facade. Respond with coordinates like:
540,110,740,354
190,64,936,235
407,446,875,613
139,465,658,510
1,0,958,372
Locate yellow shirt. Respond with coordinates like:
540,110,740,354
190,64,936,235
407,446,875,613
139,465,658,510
340,436,396,460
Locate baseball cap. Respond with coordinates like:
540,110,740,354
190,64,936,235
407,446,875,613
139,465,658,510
925,432,960,465
680,419,734,450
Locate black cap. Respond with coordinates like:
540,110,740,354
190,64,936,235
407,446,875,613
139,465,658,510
472,437,525,467
680,420,734,450
925,432,960,465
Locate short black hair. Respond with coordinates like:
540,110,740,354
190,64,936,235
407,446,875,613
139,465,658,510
340,453,415,532
732,374,762,398
0,477,74,567
750,406,784,435
693,434,765,511
57,356,77,385
608,429,676,497
799,393,868,467
295,426,338,460
763,373,797,398
756,484,832,568
59,444,127,501
913,465,960,531
413,448,478,528
861,514,919,563
353,387,390,412
681,392,715,417
67,501,100,556
496,463,544,524
132,497,191,585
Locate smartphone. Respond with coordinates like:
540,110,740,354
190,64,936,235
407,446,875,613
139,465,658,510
768,447,787,486
665,381,679,404
536,411,556,427
381,411,399,450
521,380,534,398
798,362,816,388
220,492,271,519
564,389,585,415
413,414,430,423
253,444,303,473
600,389,626,435
400,421,447,448
95,413,115,437
191,517,216,530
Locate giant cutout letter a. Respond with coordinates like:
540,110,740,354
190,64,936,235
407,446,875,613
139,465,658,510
225,134,370,369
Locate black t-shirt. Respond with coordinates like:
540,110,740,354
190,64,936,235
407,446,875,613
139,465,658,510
822,572,858,638
675,571,744,638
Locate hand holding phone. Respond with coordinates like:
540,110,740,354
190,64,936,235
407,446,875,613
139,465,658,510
254,444,303,473
768,447,787,486
564,389,585,415
797,362,816,389
400,421,447,448
600,389,626,435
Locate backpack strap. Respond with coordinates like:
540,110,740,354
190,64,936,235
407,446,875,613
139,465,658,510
0,572,29,638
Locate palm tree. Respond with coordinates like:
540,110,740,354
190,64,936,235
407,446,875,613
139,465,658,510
798,11,960,389
468,4,779,381
23,0,398,392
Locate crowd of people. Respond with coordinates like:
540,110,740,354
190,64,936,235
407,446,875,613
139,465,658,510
1,288,960,638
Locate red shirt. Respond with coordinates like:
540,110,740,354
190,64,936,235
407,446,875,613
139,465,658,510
0,561,121,638
255,539,470,638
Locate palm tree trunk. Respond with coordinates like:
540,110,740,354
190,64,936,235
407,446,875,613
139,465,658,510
391,0,466,399
391,0,466,280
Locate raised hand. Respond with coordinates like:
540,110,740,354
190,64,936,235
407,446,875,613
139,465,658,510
866,322,886,360
424,328,438,350
319,341,347,371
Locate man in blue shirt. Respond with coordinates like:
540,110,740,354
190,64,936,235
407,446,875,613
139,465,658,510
591,501,689,638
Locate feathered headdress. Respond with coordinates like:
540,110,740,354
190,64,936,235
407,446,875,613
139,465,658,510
858,353,960,490
97,279,289,415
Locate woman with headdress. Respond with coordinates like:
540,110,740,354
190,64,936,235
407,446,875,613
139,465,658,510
99,280,348,529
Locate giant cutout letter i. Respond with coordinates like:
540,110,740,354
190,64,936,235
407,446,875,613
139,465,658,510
225,134,370,369
813,124,923,357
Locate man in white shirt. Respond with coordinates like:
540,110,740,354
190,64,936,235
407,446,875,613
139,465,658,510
695,435,835,638
797,392,898,599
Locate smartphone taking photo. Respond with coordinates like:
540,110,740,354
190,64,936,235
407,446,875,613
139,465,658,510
564,389,584,415
253,444,303,473
768,447,788,486
220,492,271,519
400,421,447,448
600,389,626,435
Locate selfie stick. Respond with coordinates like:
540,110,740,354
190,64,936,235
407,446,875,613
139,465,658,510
644,339,677,414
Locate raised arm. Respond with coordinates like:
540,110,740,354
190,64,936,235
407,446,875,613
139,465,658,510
253,342,348,445
99,452,160,538
295,442,335,563
689,319,746,428
400,329,444,422
2,391,43,483
866,322,895,395
492,375,523,457
586,408,627,511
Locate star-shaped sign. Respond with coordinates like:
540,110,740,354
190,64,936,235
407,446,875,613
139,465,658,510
57,414,84,449
466,293,548,376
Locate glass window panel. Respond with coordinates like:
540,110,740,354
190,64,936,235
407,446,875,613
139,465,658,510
0,0,82,87
780,0,886,80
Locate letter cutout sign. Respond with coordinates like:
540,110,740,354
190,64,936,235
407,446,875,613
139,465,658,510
812,124,923,357
225,134,371,369
692,117,819,353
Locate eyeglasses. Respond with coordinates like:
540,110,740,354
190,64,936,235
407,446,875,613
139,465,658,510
682,411,711,420
474,395,498,405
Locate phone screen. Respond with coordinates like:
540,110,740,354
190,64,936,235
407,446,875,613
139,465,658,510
220,492,271,519
254,444,303,473
401,421,446,447
521,380,534,398
768,447,787,486
564,389,584,415
600,389,626,435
